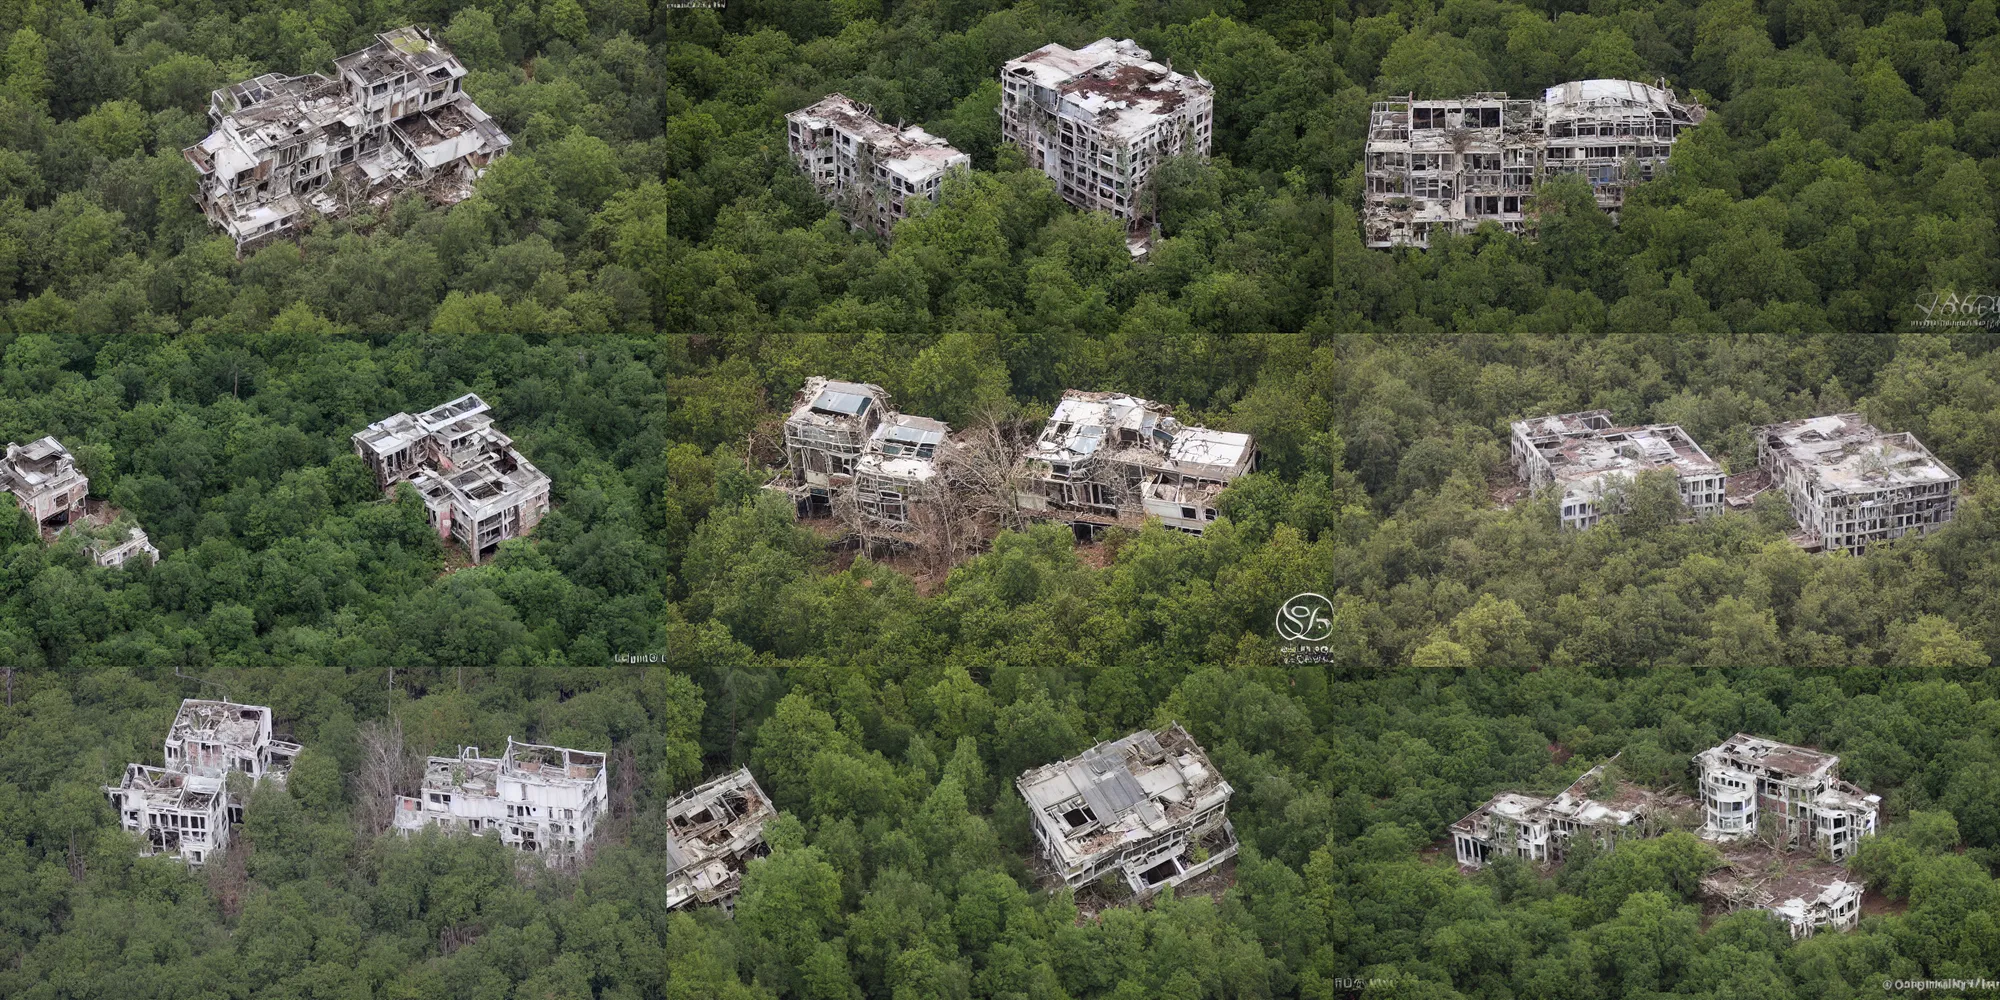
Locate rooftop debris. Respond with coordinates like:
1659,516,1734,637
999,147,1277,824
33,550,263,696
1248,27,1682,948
1701,845,1863,938
1754,413,1959,554
1450,755,1696,868
1509,409,1724,529
1364,78,1705,247
1014,390,1256,537
787,94,969,241
662,768,776,912
184,26,510,252
352,393,551,563
1018,723,1238,898
104,699,302,866
393,739,608,864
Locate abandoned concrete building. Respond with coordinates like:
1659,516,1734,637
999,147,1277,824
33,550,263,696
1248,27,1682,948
1510,410,1725,529
104,699,302,865
1,436,88,529
779,378,885,510
663,768,777,912
1363,78,1705,247
353,393,551,563
787,94,970,240
1695,733,1880,862
1018,723,1238,897
854,412,951,528
1451,758,1691,869
183,26,510,251
86,525,161,568
1702,845,1863,938
1754,414,1959,555
1000,39,1214,253
1015,390,1256,538
392,739,608,863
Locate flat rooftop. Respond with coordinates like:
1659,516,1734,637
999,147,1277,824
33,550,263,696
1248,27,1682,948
1543,78,1703,123
168,699,268,749
1702,733,1838,778
1515,410,1720,491
1758,414,1958,493
1004,39,1211,141
787,94,969,184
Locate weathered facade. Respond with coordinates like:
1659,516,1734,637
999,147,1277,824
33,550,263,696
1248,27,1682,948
1000,39,1213,253
183,26,510,251
1451,758,1690,869
1018,723,1238,897
853,413,950,527
1695,733,1880,861
1510,410,1724,529
1,436,88,528
392,740,608,864
353,393,550,563
1363,79,1705,247
1014,390,1255,537
662,768,776,912
1701,846,1863,938
104,699,302,865
89,526,161,568
1754,414,1959,554
787,94,969,240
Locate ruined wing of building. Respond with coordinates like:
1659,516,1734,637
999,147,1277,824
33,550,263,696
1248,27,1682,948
1000,39,1214,255
787,94,969,241
1,436,88,530
1509,409,1724,529
1694,733,1880,862
352,393,551,563
1701,849,1864,938
1450,756,1689,869
184,25,511,252
1754,413,1959,554
392,739,608,863
1014,390,1256,538
104,699,302,866
1017,723,1238,897
1364,78,1705,248
662,768,777,912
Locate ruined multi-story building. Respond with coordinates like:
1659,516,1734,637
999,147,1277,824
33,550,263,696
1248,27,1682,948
781,377,890,515
1,436,88,529
183,26,511,251
353,393,550,563
104,699,302,865
1701,846,1863,938
392,739,607,863
1451,757,1690,869
1363,78,1705,247
662,768,776,912
1000,39,1213,252
1695,734,1880,861
1017,723,1238,897
1754,414,1959,554
1510,410,1725,529
1014,390,1255,537
786,94,969,240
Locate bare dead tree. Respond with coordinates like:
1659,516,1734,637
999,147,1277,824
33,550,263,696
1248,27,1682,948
355,717,416,835
921,408,1033,576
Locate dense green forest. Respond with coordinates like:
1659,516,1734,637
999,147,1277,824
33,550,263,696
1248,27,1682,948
7,333,2000,1000
1,0,1999,330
